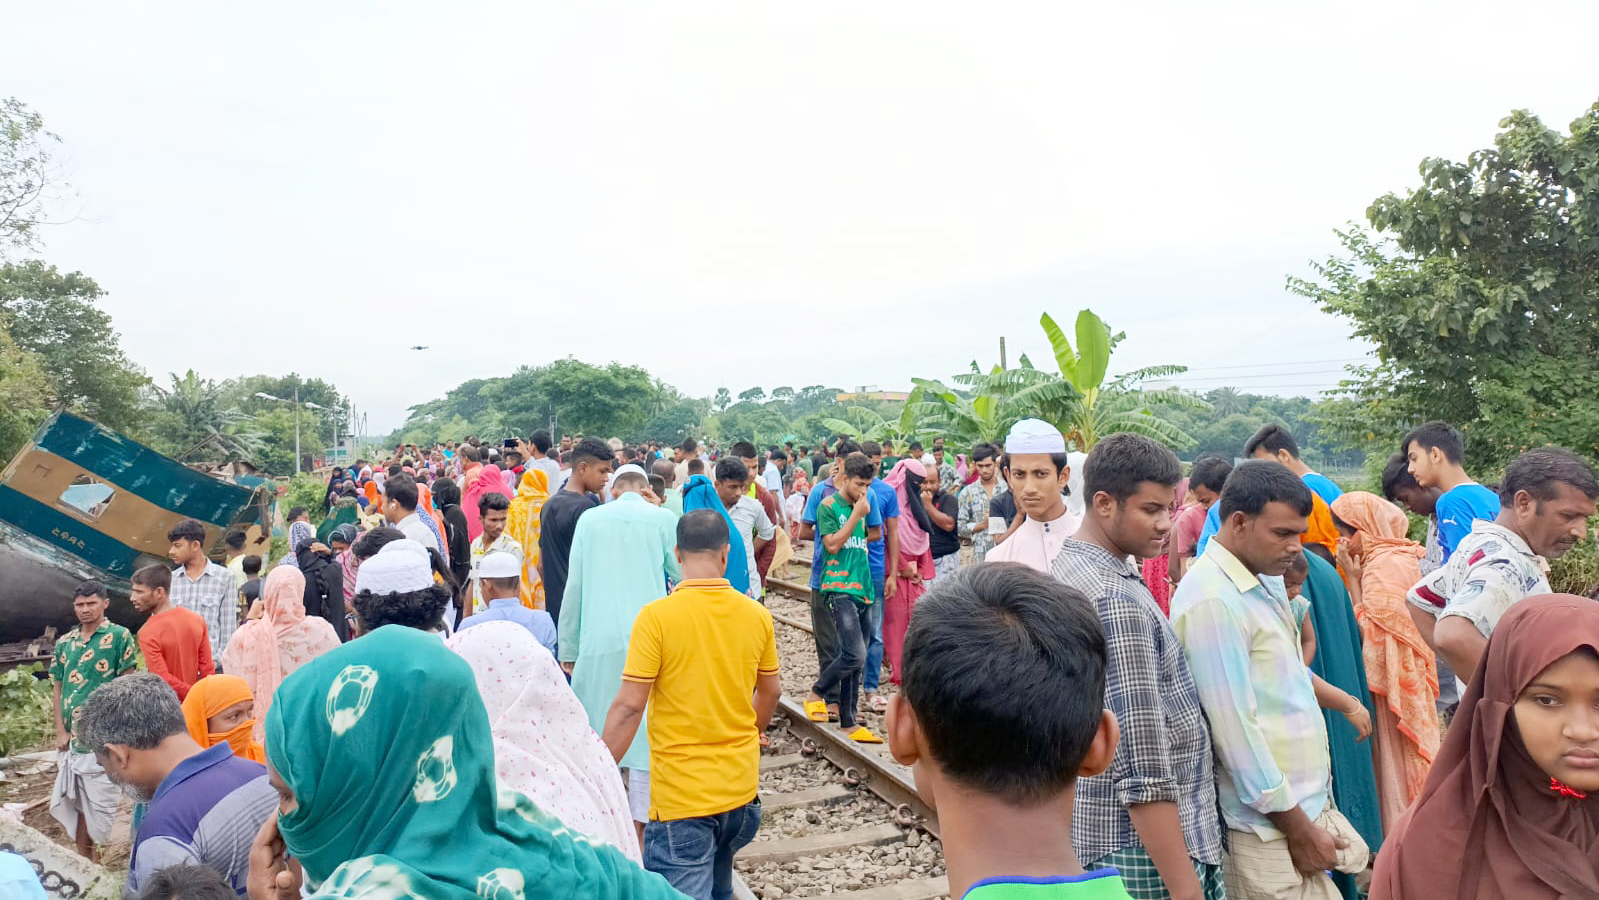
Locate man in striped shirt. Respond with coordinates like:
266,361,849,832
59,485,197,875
166,519,237,667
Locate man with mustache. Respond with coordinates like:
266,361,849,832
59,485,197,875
1409,446,1599,687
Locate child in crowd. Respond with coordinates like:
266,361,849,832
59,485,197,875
1372,594,1599,900
804,452,883,743
886,563,1130,899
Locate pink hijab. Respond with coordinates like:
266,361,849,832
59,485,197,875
884,458,931,557
446,622,641,861
220,565,341,742
462,464,512,542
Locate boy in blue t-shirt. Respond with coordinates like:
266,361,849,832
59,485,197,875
886,564,1131,899
1403,421,1500,561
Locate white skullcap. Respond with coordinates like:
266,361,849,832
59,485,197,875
1006,418,1067,455
920,454,937,469
355,539,434,594
612,464,647,481
477,551,522,580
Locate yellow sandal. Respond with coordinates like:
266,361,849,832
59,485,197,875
804,699,830,722
847,725,884,744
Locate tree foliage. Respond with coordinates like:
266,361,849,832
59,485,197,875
0,98,67,258
0,260,146,430
0,318,50,459
144,370,260,462
1291,102,1599,468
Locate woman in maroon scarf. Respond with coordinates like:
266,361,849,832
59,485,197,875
1371,594,1599,900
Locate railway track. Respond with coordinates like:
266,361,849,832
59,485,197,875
733,556,948,900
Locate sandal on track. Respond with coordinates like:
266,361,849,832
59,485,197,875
804,699,830,722
846,726,884,744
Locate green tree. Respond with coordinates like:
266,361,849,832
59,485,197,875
0,98,67,257
713,387,732,411
1290,102,1599,467
738,386,766,404
1208,387,1247,417
0,260,145,430
0,319,50,458
145,370,259,462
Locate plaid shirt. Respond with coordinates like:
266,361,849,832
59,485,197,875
1170,541,1331,840
170,561,237,663
1051,539,1224,866
956,478,1007,561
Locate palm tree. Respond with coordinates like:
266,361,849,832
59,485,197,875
147,370,261,461
820,403,920,445
1208,386,1247,417
974,310,1210,451
907,358,1076,447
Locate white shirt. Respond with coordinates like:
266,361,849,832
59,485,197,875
726,496,775,597
531,456,562,489
762,461,785,501
395,512,443,557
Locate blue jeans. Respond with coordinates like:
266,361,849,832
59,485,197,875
643,798,763,900
813,591,870,729
863,572,886,691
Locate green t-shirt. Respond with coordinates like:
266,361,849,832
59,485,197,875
963,872,1133,900
50,621,140,751
878,455,900,479
817,493,872,602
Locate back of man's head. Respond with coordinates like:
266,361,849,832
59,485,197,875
651,458,677,486
688,458,706,476
612,470,649,494
531,429,553,455
678,508,731,554
136,864,237,900
77,673,186,755
899,564,1107,805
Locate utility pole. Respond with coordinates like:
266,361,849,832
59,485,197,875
293,378,301,476
999,336,1007,369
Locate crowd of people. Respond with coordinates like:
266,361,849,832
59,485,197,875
19,419,1599,900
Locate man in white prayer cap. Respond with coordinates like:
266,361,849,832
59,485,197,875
986,419,1081,572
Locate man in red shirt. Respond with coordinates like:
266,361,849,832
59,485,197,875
129,564,213,700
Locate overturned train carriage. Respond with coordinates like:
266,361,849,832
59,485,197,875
0,411,272,650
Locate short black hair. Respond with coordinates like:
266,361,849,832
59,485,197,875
1501,447,1599,505
531,429,553,453
1244,423,1299,459
1082,433,1181,503
287,506,308,522
715,457,749,483
681,438,698,453
1009,451,1070,474
1218,460,1313,520
1380,452,1420,502
136,863,237,900
648,474,666,497
970,443,998,464
1189,455,1234,494
835,439,863,458
131,563,172,592
730,441,758,460
431,476,461,507
907,441,924,455
478,491,510,516
901,563,1106,805
166,519,207,544
74,580,106,599
1402,421,1465,464
242,555,262,577
843,452,876,481
354,585,452,633
861,440,882,458
387,464,403,477
224,531,246,551
687,458,706,475
352,526,407,561
572,437,613,467
678,509,731,553
385,474,419,511
769,450,787,463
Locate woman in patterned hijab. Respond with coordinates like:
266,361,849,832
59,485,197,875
252,625,683,898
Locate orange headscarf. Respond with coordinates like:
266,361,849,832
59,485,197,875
1303,492,1340,561
180,675,267,763
505,468,549,610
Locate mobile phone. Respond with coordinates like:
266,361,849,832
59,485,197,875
503,438,518,449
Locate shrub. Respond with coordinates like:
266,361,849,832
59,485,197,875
0,664,52,755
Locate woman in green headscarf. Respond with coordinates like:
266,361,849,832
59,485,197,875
249,625,685,899
315,496,361,546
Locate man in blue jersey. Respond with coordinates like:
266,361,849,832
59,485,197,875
1402,421,1500,562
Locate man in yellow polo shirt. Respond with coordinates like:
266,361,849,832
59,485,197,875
602,509,782,900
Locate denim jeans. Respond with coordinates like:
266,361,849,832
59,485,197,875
812,591,870,729
863,573,886,692
809,587,840,705
643,798,763,900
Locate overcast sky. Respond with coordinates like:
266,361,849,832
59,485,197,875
8,2,1599,434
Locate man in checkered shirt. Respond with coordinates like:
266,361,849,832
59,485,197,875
1050,434,1225,900
166,519,238,666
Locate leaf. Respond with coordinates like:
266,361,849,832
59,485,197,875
1039,312,1079,386
1074,309,1111,391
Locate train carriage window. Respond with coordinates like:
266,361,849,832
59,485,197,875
59,475,115,519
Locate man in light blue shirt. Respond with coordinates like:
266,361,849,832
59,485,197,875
457,551,557,655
